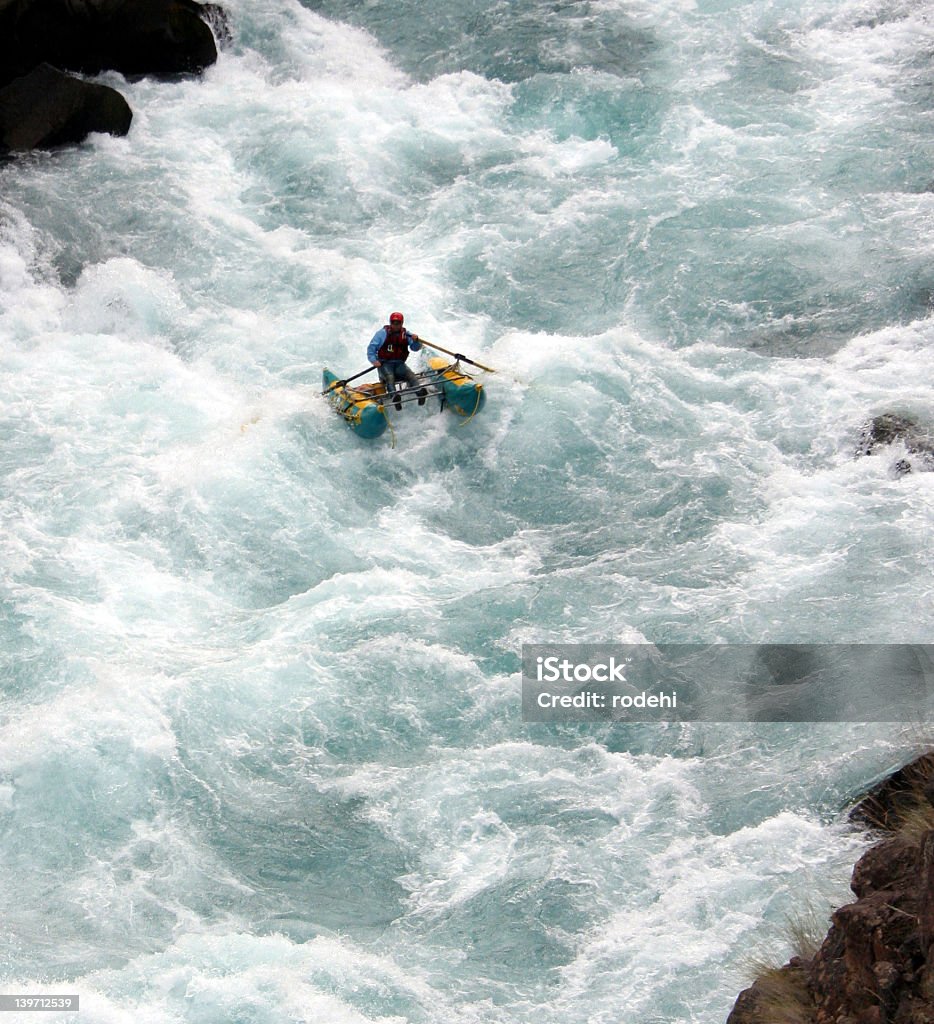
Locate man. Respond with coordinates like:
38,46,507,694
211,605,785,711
367,311,428,409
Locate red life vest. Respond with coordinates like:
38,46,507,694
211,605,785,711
377,325,409,361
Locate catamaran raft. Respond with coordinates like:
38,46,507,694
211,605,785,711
321,344,490,441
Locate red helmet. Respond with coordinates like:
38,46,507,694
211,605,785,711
389,311,404,324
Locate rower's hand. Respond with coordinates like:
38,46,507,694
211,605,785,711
372,360,381,367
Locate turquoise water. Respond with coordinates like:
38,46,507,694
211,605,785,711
1,0,933,1020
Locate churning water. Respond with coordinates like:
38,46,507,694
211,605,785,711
1,0,933,1020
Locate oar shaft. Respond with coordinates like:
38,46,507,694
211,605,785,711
421,340,496,373
321,365,376,395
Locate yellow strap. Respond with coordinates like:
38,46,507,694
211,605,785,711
458,384,483,426
381,405,396,448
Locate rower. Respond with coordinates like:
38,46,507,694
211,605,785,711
366,311,428,409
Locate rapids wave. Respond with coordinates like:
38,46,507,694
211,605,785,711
1,0,933,1020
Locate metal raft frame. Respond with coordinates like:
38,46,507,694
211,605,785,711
347,365,461,413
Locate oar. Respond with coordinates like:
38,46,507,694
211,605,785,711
419,340,496,373
320,365,377,395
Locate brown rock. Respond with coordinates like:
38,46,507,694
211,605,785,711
728,751,934,1024
851,837,921,899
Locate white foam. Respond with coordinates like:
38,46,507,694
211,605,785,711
1,0,933,1018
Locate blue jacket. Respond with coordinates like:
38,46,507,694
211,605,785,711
368,327,422,363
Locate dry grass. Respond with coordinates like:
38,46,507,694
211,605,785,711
736,750,934,1022
747,964,815,1024
853,747,934,837
787,914,822,961
889,796,934,844
738,905,827,1023
742,906,826,975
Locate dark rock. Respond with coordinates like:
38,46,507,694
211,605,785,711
726,963,813,1024
0,0,219,85
825,889,922,1017
0,0,227,151
919,830,934,956
850,752,934,832
860,413,921,451
200,2,231,47
725,983,762,1024
850,835,921,900
0,63,132,152
728,751,934,1024
876,954,905,987
857,413,934,474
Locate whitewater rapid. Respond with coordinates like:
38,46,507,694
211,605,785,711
1,0,933,1021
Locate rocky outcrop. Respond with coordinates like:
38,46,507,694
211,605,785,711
858,414,934,475
0,0,219,84
0,63,132,153
728,751,934,1024
0,0,228,152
